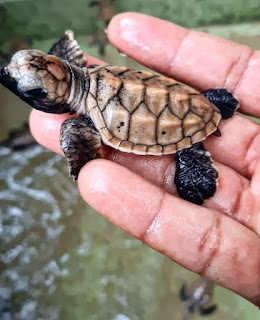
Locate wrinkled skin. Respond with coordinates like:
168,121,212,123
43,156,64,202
29,13,260,306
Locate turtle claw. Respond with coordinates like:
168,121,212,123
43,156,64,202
213,128,221,137
69,165,81,181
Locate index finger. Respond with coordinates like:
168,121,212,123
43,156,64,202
107,13,260,118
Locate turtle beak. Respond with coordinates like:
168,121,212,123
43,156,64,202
0,65,8,77
0,66,11,86
0,65,36,107
0,65,70,114
0,67,40,109
0,65,20,96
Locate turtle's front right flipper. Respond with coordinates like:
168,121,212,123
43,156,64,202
60,116,101,180
48,30,87,68
174,142,218,205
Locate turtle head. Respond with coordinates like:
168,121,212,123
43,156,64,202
0,50,72,114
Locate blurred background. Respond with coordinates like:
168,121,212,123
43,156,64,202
0,1,260,319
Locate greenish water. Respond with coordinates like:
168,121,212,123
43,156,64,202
0,1,260,319
0,146,259,320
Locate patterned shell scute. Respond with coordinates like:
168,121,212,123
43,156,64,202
87,66,221,155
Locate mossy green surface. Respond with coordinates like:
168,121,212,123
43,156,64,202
1,0,260,49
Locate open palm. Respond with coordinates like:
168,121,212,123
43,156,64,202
30,13,260,306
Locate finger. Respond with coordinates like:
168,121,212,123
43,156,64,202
250,161,260,234
203,115,260,179
31,110,259,234
83,53,105,67
103,146,260,235
78,160,260,306
29,110,66,156
107,13,260,118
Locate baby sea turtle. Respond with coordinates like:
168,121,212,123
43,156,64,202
179,277,217,319
0,31,239,205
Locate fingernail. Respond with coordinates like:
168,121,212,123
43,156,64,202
119,16,152,52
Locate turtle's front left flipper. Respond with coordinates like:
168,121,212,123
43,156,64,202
48,30,87,68
174,142,218,205
60,116,101,180
179,283,188,301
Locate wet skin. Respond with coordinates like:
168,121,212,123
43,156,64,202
29,13,260,306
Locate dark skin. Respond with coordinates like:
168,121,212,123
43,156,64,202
29,13,260,306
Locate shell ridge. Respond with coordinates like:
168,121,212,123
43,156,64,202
129,94,145,115
101,81,124,113
107,134,115,142
116,68,130,76
166,83,180,88
155,117,158,144
111,81,131,114
88,65,105,74
104,66,122,77
143,84,159,144
165,104,182,120
126,110,131,141
143,90,157,118
96,72,101,99
133,143,148,150
157,90,170,118
128,84,146,117
141,75,157,82
89,91,96,99
189,109,208,123
182,97,192,120
123,69,141,82
180,98,191,140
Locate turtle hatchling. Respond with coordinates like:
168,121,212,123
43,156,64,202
0,30,239,205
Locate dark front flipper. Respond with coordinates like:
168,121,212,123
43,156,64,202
174,143,218,205
179,283,188,301
48,30,87,68
60,117,101,180
199,304,217,316
202,88,239,120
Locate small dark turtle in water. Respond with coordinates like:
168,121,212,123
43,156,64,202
0,122,37,150
179,277,217,320
0,30,239,205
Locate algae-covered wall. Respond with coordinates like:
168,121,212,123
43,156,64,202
1,0,260,44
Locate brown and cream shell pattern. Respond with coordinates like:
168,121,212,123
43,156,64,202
86,65,221,155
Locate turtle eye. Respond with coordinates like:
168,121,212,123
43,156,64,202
23,88,48,99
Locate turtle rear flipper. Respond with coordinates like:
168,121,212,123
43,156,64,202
174,142,218,205
48,30,87,68
202,88,239,120
199,304,217,316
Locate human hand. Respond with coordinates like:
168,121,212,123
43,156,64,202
30,13,260,306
